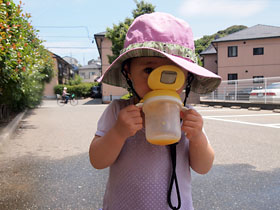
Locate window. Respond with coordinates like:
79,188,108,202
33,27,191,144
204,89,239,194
228,73,238,84
228,46,238,57
253,47,264,55
253,76,264,83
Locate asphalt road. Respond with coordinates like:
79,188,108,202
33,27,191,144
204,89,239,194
0,99,279,210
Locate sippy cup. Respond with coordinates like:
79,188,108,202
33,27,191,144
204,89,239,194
138,65,187,146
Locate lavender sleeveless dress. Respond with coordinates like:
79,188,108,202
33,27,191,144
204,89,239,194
96,99,193,210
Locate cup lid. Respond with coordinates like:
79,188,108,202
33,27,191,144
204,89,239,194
142,90,182,106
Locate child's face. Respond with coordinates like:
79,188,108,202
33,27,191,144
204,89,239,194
128,57,188,98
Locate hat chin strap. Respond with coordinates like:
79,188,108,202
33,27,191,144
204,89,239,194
183,72,194,106
121,64,141,101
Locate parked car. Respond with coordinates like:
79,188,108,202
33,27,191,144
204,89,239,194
249,82,280,104
91,85,102,98
226,87,262,101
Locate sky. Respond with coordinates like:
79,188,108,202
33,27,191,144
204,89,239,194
14,0,280,66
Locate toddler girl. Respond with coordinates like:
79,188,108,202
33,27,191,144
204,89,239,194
89,12,221,210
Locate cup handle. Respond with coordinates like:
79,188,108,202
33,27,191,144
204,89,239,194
181,106,189,112
136,103,143,108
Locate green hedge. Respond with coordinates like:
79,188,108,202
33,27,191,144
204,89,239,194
0,0,54,112
54,82,99,98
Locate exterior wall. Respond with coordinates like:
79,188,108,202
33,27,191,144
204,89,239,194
100,37,127,102
201,54,218,74
79,68,101,83
43,59,59,99
216,38,280,80
43,53,74,99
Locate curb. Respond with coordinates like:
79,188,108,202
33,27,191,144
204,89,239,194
248,107,261,111
0,110,26,147
230,106,241,109
214,105,223,109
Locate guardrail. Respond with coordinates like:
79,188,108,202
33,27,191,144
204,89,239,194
200,77,280,105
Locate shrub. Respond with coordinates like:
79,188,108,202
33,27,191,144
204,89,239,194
54,82,99,98
0,0,54,112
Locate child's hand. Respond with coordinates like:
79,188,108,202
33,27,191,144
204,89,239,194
181,109,203,141
114,105,143,140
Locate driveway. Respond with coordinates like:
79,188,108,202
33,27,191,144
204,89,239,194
0,100,279,209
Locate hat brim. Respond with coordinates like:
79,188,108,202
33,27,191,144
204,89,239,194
99,47,221,94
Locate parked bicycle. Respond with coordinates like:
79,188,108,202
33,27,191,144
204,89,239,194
57,93,78,106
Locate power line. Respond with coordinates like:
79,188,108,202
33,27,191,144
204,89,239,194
35,26,92,40
40,35,91,38
46,46,96,49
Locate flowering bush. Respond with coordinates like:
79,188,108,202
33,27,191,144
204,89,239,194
0,0,54,112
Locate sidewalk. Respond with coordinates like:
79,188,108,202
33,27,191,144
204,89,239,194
0,98,103,147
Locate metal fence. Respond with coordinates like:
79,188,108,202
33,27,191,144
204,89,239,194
200,77,280,104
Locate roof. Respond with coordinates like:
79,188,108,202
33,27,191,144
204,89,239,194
50,52,73,68
212,24,280,43
94,31,106,36
200,44,217,55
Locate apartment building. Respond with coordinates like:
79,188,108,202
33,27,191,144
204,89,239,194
201,24,280,83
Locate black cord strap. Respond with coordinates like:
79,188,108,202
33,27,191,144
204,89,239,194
167,72,194,209
167,143,181,210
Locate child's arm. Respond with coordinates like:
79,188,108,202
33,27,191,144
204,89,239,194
181,109,214,174
89,105,142,169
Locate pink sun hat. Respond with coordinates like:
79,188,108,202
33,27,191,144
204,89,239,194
99,12,221,94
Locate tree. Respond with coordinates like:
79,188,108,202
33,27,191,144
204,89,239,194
106,0,155,64
0,0,54,112
195,25,247,62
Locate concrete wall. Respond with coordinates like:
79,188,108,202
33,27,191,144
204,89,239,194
202,54,218,74
43,59,58,99
99,36,128,102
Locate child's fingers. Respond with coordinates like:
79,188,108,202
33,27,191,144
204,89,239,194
182,121,198,128
182,127,195,139
133,116,143,124
125,105,141,112
181,109,198,118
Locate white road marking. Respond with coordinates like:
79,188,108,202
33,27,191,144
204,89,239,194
202,113,280,118
197,109,237,112
203,116,280,129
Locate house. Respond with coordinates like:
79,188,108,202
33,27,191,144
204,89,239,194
201,24,280,82
43,52,74,99
63,56,79,66
94,32,128,102
78,58,101,83
63,56,79,75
